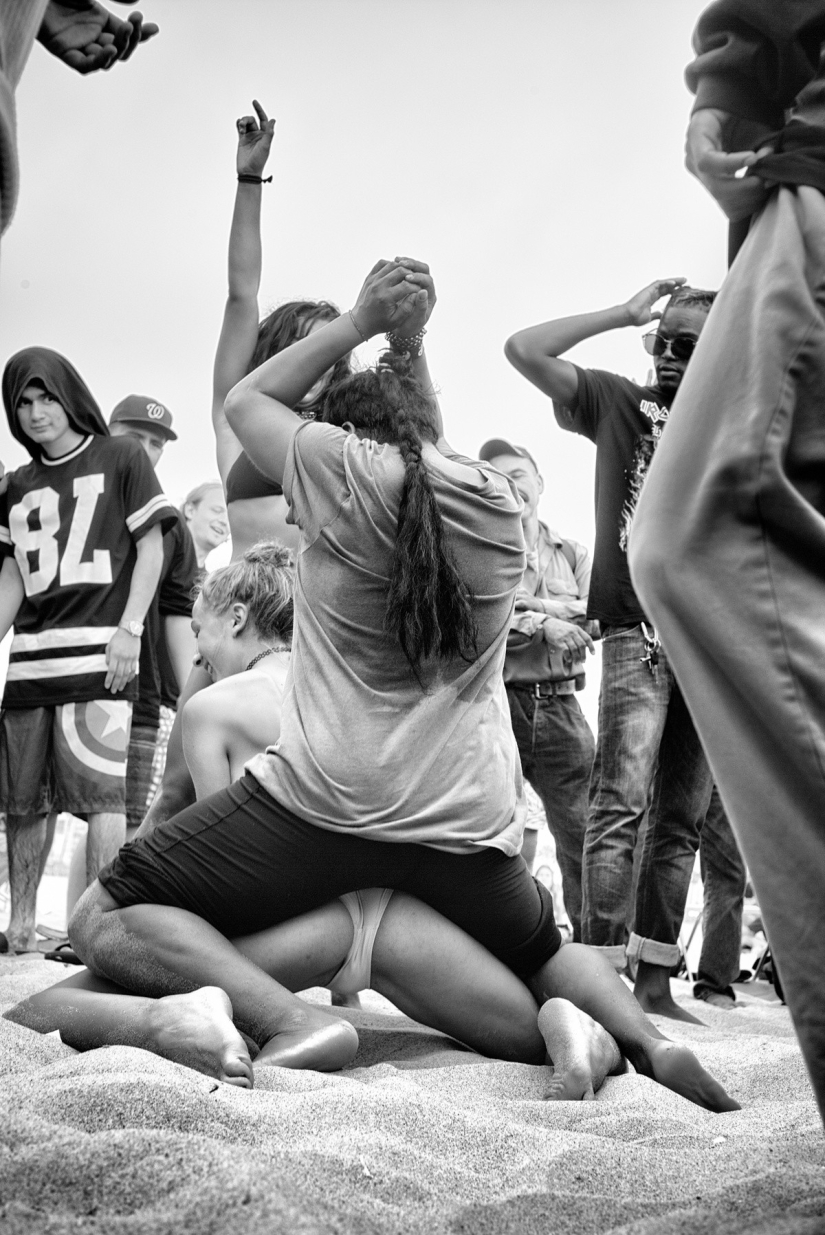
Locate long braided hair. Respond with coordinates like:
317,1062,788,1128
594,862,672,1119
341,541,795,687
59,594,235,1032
321,351,477,674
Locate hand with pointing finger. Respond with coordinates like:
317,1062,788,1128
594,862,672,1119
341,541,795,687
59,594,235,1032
236,99,276,178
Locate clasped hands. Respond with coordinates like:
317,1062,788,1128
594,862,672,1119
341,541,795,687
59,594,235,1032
350,257,436,341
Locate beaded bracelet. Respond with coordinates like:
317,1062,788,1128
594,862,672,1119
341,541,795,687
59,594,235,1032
386,327,427,358
237,174,273,185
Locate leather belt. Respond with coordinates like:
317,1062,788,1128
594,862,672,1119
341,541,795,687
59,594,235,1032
509,676,585,697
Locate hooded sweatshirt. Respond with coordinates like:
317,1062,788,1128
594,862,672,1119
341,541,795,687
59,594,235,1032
0,348,175,708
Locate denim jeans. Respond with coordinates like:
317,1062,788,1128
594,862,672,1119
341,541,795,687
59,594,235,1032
582,624,713,968
507,687,594,942
694,785,747,999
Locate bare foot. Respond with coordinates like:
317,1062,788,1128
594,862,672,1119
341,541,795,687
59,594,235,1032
331,991,362,1009
144,987,253,1088
538,997,623,1101
3,929,38,954
634,961,705,1024
638,1039,741,1112
254,1004,359,1073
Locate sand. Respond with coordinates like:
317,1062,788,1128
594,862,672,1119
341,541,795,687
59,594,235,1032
0,957,822,1235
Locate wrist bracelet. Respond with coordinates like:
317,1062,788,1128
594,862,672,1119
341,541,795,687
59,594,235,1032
348,308,370,345
386,327,426,358
237,174,273,185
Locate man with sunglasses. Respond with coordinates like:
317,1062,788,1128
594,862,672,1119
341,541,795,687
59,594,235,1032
505,282,720,1022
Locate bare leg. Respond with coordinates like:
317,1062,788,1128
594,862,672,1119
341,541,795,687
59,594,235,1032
530,942,740,1111
69,883,358,1072
4,971,253,1087
538,998,622,1100
634,959,704,1024
367,893,546,1063
65,831,87,920
85,813,126,887
5,813,55,952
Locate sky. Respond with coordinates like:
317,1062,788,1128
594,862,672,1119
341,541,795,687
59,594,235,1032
0,0,727,724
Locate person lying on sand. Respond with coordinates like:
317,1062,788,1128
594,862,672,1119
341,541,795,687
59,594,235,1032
5,541,624,1099
61,264,738,1114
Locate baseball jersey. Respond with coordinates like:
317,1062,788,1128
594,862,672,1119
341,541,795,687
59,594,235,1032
0,434,175,708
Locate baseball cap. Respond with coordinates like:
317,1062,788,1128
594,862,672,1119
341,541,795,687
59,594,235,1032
110,395,177,441
478,438,539,473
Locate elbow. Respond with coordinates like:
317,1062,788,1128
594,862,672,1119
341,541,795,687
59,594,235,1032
504,332,529,372
223,381,247,433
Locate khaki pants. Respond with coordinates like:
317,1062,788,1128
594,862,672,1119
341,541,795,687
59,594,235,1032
629,185,825,1122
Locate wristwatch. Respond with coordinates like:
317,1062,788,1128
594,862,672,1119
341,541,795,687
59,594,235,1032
119,620,144,638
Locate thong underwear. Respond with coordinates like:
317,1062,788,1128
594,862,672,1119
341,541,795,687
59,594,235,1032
327,888,394,996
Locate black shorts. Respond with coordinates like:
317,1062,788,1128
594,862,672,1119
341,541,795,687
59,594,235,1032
99,773,562,978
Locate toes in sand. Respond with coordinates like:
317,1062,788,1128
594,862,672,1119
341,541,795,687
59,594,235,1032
146,987,253,1089
538,997,623,1101
645,1039,741,1112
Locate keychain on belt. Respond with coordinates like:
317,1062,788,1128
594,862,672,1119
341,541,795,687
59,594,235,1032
640,621,660,677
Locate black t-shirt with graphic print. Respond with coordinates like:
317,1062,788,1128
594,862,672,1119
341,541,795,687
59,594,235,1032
553,366,673,626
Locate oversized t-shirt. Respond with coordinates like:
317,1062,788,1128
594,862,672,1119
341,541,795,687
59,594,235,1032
0,435,175,708
246,421,527,855
554,367,673,626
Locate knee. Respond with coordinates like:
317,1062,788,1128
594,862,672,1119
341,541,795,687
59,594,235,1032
67,880,113,970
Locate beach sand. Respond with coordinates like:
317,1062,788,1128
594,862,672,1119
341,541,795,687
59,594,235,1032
0,957,822,1235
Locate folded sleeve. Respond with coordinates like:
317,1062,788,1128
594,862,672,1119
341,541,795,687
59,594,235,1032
686,1,825,125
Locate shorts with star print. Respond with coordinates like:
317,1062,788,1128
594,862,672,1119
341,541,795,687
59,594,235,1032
0,700,133,816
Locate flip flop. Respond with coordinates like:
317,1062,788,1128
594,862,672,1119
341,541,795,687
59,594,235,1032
36,923,68,941
44,942,82,965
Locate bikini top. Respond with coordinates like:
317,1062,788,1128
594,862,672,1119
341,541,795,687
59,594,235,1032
225,451,283,502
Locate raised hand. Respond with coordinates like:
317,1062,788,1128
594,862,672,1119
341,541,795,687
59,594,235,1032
686,109,774,222
350,259,430,339
236,100,276,178
623,278,687,327
390,257,437,338
37,2,158,74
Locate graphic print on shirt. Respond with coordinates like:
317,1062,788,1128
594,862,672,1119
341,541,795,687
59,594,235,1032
618,398,669,552
10,473,113,595
0,435,174,708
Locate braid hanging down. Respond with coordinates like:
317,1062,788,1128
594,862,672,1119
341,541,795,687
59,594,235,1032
322,351,477,676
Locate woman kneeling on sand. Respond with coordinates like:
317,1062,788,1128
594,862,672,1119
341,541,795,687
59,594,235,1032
62,258,737,1112
7,541,622,1096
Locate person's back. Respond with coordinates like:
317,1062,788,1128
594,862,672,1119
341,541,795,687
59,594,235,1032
247,421,526,852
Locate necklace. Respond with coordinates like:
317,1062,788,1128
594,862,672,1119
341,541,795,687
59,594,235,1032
245,645,290,672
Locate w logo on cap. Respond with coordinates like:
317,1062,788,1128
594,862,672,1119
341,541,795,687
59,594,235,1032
146,403,166,419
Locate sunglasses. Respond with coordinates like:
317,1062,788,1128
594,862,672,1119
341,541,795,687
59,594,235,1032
642,331,697,362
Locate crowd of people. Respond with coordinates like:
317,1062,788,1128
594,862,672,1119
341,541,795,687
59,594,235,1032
0,0,823,1129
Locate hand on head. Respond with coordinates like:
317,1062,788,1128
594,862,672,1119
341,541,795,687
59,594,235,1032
38,2,158,74
623,278,687,328
686,109,774,222
236,100,276,177
350,258,435,340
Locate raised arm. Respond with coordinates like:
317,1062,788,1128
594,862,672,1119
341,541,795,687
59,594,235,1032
505,279,687,405
212,101,276,483
225,259,429,484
